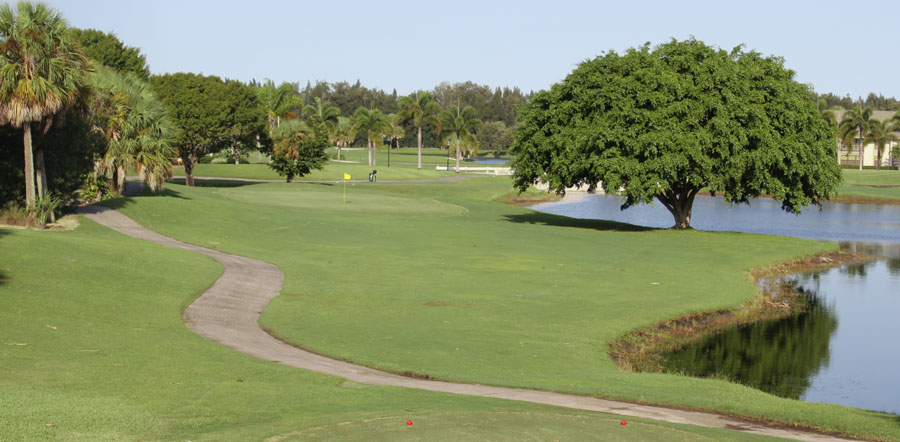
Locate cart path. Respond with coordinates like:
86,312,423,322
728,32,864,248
77,203,857,442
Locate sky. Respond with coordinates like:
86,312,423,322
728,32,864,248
48,0,900,99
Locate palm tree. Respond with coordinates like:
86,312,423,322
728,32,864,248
385,113,405,166
257,79,297,135
303,97,340,129
398,91,441,169
352,107,387,166
438,103,481,173
330,116,355,161
863,119,898,171
838,105,874,170
0,1,87,220
90,66,175,193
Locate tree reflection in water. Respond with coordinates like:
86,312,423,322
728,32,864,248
661,291,838,400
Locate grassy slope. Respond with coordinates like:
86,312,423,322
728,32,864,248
0,221,787,441
107,179,900,441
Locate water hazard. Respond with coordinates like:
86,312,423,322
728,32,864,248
533,194,900,415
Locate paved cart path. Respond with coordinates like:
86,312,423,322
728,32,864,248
78,201,857,442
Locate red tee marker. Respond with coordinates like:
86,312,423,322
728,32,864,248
620,420,627,426
407,420,413,426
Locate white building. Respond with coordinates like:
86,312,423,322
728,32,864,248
831,110,900,168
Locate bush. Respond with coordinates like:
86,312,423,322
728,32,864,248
1,201,28,226
30,193,63,227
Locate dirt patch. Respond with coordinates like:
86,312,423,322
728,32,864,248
0,214,79,231
423,300,468,307
496,192,561,206
608,250,873,373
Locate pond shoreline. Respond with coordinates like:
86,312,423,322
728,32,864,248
607,250,873,373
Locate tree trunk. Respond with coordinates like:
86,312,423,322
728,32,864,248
656,188,699,230
23,124,37,209
367,139,372,166
417,125,423,170
183,153,195,187
858,126,864,171
455,139,461,173
876,145,882,171
337,144,342,161
35,147,47,198
372,140,377,167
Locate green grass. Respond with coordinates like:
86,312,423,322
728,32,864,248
101,179,900,441
835,169,900,201
173,161,456,182
0,220,792,441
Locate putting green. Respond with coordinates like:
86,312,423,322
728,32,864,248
215,186,468,216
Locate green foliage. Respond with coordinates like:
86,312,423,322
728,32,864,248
90,66,175,192
513,39,842,229
150,73,268,185
69,28,150,78
477,120,515,153
438,104,482,170
29,191,61,226
0,1,89,209
268,116,329,182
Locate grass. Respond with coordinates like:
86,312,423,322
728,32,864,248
0,218,791,441
102,178,900,441
174,161,455,182
835,169,900,202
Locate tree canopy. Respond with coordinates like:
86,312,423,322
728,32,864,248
150,73,267,186
69,28,150,79
512,39,842,229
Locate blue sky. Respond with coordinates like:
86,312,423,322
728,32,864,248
49,0,900,99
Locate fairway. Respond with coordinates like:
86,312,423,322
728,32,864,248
1,218,799,441
100,178,900,441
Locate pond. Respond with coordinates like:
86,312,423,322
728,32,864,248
470,158,511,165
532,194,900,415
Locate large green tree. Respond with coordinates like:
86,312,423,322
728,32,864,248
398,91,441,169
512,39,841,229
150,73,267,185
0,1,88,220
69,28,150,79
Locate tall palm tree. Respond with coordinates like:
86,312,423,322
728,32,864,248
330,116,355,161
352,107,387,166
385,113,405,166
438,103,481,173
257,79,297,135
91,66,175,193
398,91,441,169
863,119,898,171
0,1,87,218
838,105,874,170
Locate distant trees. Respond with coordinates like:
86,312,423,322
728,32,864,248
838,106,875,171
397,92,441,168
257,79,298,136
438,104,481,172
150,73,268,185
352,107,387,166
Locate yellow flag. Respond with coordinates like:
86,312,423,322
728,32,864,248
344,173,351,180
